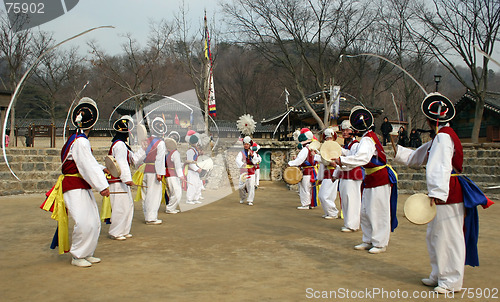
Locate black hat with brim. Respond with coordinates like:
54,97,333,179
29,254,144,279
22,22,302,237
71,97,99,130
349,107,373,132
150,117,167,136
113,115,134,133
421,93,455,122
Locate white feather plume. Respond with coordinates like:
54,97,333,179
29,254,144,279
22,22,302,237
293,129,301,142
237,114,256,136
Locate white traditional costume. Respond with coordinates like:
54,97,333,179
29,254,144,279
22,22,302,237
252,142,262,188
335,120,363,231
288,128,317,209
106,116,145,239
42,97,109,267
393,93,494,294
140,117,167,224
186,133,203,204
317,128,339,219
337,107,398,254
164,138,183,213
236,136,261,205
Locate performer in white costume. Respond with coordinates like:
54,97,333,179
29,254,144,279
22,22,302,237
107,116,145,240
288,128,317,210
48,97,110,267
317,128,339,219
236,136,261,205
332,107,398,254
335,120,363,232
186,133,203,205
140,117,167,224
393,93,492,294
252,142,262,188
164,137,184,213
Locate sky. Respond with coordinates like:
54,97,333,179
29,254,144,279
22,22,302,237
1,0,499,70
15,0,223,55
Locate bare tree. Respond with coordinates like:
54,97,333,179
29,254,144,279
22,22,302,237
377,0,436,130
169,3,215,135
414,0,500,142
215,43,286,120
28,32,85,123
88,22,175,123
0,12,33,143
223,0,376,129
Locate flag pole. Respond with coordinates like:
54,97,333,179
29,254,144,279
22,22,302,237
203,11,210,136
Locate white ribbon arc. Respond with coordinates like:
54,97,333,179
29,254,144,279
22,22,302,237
2,26,114,180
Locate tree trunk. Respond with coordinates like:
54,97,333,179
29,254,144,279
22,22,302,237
471,98,485,143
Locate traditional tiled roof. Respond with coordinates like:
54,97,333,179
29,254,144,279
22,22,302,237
210,120,275,133
456,91,500,114
262,90,383,124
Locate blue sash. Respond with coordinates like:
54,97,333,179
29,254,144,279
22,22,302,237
370,157,398,232
457,175,491,267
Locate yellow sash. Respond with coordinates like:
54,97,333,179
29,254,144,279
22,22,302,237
42,173,81,254
364,164,398,180
132,163,146,202
161,177,168,204
245,164,254,169
101,196,112,222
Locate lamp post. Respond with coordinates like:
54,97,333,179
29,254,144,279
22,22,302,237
434,74,442,92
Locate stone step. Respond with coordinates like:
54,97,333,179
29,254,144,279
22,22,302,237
384,148,500,158
396,173,500,183
0,179,57,196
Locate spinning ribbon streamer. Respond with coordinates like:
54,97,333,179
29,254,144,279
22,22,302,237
2,25,115,180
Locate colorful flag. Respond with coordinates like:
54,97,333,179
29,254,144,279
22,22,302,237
175,114,180,125
205,14,216,117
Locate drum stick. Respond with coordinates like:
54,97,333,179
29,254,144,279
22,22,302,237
110,192,128,194
389,133,397,155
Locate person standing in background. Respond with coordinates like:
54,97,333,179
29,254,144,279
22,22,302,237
380,117,392,146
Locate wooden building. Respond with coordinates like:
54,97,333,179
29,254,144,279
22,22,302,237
454,91,500,142
261,90,383,140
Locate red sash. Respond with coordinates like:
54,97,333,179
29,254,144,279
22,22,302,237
299,146,316,177
165,150,179,177
144,137,161,173
363,131,389,188
60,134,91,192
240,150,255,175
107,140,131,183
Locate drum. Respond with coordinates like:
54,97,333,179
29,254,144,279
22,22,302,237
197,155,214,179
105,155,121,178
320,141,342,165
308,140,321,153
283,166,303,185
404,193,436,225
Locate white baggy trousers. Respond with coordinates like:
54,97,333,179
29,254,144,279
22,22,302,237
64,189,101,259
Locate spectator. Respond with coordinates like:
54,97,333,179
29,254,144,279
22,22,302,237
397,126,409,147
409,128,422,148
380,117,392,146
25,134,31,147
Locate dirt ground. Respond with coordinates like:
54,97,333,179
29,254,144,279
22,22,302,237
0,181,499,302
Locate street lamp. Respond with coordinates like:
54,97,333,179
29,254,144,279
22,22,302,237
434,74,442,92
